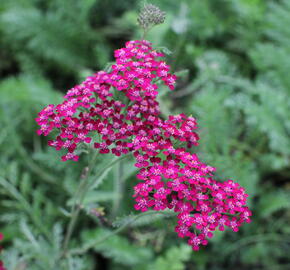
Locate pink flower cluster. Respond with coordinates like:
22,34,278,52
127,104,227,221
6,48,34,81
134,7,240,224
36,40,251,250
36,40,176,161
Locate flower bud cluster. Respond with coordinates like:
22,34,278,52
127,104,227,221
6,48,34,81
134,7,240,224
138,4,166,30
36,40,251,250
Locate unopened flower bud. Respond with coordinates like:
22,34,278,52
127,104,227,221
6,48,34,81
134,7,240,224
138,3,166,31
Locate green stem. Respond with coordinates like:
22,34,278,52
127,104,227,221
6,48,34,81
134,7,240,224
89,154,131,190
112,161,124,218
141,26,153,40
142,28,148,40
69,210,173,256
61,153,131,258
61,152,98,257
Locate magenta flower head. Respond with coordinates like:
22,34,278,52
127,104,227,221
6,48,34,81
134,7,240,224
36,38,251,251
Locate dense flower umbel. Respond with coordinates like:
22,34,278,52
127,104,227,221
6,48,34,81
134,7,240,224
36,40,252,250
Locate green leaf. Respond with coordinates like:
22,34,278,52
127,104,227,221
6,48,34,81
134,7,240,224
149,244,192,270
82,228,153,266
112,210,175,228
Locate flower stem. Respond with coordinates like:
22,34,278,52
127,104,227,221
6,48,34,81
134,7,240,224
61,152,131,258
69,210,174,256
61,152,98,258
142,28,148,40
112,160,124,218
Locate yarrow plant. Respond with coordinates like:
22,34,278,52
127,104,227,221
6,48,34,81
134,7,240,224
36,4,251,252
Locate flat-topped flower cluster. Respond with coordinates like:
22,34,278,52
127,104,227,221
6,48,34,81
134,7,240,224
36,40,251,250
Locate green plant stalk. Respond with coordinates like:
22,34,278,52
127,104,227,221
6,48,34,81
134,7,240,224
61,153,97,258
141,28,148,40
61,152,131,258
111,160,124,218
141,25,154,40
69,210,173,256
89,153,131,190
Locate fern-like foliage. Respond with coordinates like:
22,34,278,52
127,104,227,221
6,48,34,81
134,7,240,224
148,244,192,270
2,222,94,270
245,0,290,170
81,228,153,267
0,0,110,78
0,1,289,269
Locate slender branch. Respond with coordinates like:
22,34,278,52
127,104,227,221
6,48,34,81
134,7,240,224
61,152,99,257
69,211,173,256
61,153,131,258
141,28,148,40
112,160,124,218
89,153,131,190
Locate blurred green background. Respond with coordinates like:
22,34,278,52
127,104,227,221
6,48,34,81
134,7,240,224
0,0,290,269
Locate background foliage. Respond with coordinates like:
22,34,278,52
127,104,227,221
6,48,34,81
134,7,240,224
0,0,290,269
